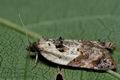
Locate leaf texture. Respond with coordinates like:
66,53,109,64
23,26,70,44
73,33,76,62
0,0,120,80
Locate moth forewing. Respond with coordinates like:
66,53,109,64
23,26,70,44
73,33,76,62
27,37,116,70
37,40,81,65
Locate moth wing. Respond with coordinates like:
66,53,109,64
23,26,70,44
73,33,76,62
40,45,81,66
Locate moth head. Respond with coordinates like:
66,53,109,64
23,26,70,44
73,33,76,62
26,42,37,52
26,42,40,56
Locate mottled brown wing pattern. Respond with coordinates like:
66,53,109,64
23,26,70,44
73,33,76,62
27,37,116,70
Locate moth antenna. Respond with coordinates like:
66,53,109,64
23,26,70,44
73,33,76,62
18,13,38,70
18,13,31,45
31,53,38,70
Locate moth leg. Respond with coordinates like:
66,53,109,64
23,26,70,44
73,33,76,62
35,53,38,64
31,53,38,70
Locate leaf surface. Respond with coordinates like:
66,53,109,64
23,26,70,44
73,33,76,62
0,0,120,80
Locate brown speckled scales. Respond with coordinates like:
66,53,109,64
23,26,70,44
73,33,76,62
27,37,116,70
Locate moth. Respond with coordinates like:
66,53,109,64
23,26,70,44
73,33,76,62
27,37,116,70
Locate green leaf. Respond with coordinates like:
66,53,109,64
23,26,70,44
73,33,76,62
0,0,120,80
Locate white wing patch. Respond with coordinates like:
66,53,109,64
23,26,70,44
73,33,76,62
38,42,81,65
